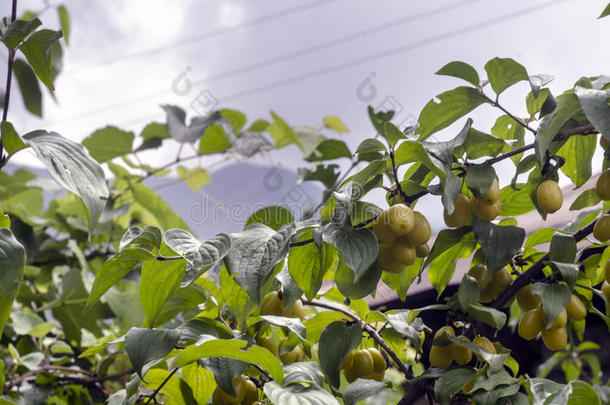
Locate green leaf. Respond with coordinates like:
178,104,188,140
381,259,419,301
220,108,246,133
565,380,601,404
436,60,480,87
199,123,231,155
383,122,405,147
443,335,508,372
557,130,596,187
382,310,424,350
263,381,340,405
19,29,63,90
13,58,41,116
531,282,571,328
172,339,284,383
467,304,507,330
245,206,294,231
283,362,325,386
288,233,336,300
492,115,526,164
131,183,190,231
574,86,610,138
525,228,555,250
120,226,162,252
549,233,576,264
417,86,487,140
86,248,155,309
162,105,217,143
323,115,349,133
82,126,134,163
297,164,340,189
199,355,247,397
535,93,582,165
343,379,387,405
434,368,476,405
124,327,181,379
356,138,386,155
306,139,351,161
260,315,306,341
462,128,508,159
0,228,26,338
426,229,476,295
318,321,361,388
219,266,249,327
268,111,302,149
140,368,198,405
164,229,231,286
484,57,528,95
570,188,601,211
225,223,295,304
499,184,536,216
472,217,525,274
322,208,378,281
600,2,610,18
465,164,496,198
546,262,579,290
0,121,27,155
1,18,41,49
23,130,109,235
458,275,480,309
57,5,70,45
527,88,551,117
140,122,170,140
335,255,382,299
176,166,210,191
140,259,186,326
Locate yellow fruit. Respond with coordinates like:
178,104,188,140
468,264,489,291
434,325,456,340
550,310,567,329
378,244,405,273
471,197,501,221
479,284,498,303
566,294,587,321
536,180,563,213
368,348,387,373
601,135,610,150
451,336,473,365
344,364,359,383
594,215,610,242
492,268,512,293
602,281,610,300
212,375,251,405
369,371,384,382
260,292,283,316
279,339,304,364
391,237,417,265
404,211,431,246
387,204,415,236
541,327,567,351
242,379,258,405
429,345,453,368
283,300,306,319
473,336,496,361
444,194,472,227
481,178,500,205
518,308,544,340
605,259,610,284
373,221,396,245
256,336,277,356
352,350,374,376
596,170,610,200
341,351,355,370
415,243,430,258
516,284,541,311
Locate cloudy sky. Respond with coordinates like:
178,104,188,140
3,0,610,229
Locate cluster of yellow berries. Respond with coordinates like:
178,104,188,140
467,264,513,304
260,291,306,320
372,204,431,273
443,179,501,227
256,335,304,364
594,169,610,242
516,284,586,350
341,348,387,382
212,375,260,405
428,326,496,368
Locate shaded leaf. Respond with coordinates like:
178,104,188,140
124,328,181,379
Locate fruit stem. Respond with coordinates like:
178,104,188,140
389,148,410,204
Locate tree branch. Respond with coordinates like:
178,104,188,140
390,148,409,203
491,209,605,309
479,90,537,135
1,0,18,168
145,367,178,405
4,366,133,392
302,299,413,380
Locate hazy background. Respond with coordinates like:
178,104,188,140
3,0,609,237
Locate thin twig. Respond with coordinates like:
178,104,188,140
0,0,18,167
310,159,359,215
479,89,537,135
389,149,409,203
145,368,178,405
302,299,413,380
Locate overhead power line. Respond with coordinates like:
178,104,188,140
41,0,480,127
